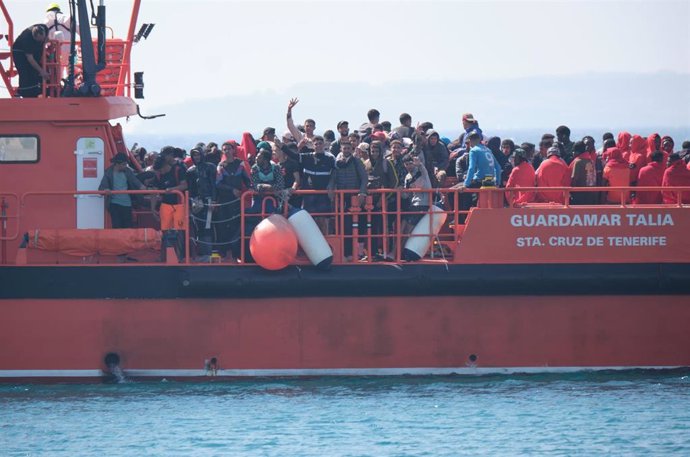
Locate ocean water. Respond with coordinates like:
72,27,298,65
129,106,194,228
1,371,689,456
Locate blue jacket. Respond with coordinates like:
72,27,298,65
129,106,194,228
464,144,502,187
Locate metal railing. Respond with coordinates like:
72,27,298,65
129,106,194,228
1,185,689,266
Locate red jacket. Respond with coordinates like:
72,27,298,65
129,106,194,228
536,155,570,203
662,161,690,204
603,147,632,203
222,133,255,177
617,131,632,160
646,133,661,158
505,161,536,206
628,135,648,183
634,161,664,204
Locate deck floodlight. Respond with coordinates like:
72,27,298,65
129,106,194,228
134,72,144,99
142,24,155,39
133,24,148,43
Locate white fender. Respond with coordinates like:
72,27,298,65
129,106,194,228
403,205,447,261
287,208,333,269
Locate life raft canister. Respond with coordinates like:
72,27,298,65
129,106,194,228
287,208,333,269
403,204,447,261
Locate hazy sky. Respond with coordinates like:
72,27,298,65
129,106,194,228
4,0,690,136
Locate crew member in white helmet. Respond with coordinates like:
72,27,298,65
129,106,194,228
44,3,73,73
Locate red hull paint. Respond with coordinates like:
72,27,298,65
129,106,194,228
0,295,688,379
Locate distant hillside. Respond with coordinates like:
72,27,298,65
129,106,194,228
127,72,690,149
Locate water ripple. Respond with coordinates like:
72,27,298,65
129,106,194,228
0,370,689,456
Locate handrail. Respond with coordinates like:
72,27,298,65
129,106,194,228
0,194,19,263
0,0,16,96
503,186,690,207
19,189,189,262
32,0,142,98
5,185,689,266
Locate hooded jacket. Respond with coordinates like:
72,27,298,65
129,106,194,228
628,135,648,183
616,131,632,161
634,161,664,204
535,154,570,203
646,133,661,158
658,135,674,164
603,147,632,203
662,160,690,204
487,136,511,186
423,130,450,173
187,149,217,200
505,161,535,206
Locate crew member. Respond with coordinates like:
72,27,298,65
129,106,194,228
11,24,49,97
44,3,73,72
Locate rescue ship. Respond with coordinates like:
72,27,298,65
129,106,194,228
1,0,689,383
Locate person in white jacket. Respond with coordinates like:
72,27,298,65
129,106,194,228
44,3,73,73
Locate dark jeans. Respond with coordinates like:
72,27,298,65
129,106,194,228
13,53,42,98
109,203,133,228
191,205,214,256
343,212,366,257
458,180,482,223
215,197,241,258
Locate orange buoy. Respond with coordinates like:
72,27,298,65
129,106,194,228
249,214,298,270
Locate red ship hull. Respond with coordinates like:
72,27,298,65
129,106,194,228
1,293,688,382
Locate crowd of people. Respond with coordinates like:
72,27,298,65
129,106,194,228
100,99,690,262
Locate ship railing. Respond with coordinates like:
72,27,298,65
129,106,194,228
0,193,19,264
236,188,462,264
3,186,690,266
41,35,132,98
5,189,188,265
0,0,16,96
25,0,142,99
501,186,690,208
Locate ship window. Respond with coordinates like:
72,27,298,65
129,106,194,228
0,135,40,163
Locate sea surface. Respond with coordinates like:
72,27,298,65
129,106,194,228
1,371,689,456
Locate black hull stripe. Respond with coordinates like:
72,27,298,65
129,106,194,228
1,263,689,298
